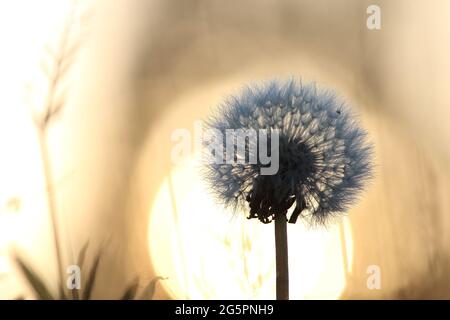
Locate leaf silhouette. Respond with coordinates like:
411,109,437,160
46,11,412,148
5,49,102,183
78,241,89,269
139,276,167,300
82,250,101,300
71,241,89,300
121,277,139,300
14,254,55,300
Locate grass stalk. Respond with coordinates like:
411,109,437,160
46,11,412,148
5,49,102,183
37,127,65,292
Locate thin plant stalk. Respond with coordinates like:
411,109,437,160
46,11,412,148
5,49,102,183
37,127,65,291
31,2,80,293
274,214,289,300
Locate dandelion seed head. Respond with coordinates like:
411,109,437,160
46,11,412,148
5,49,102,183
202,79,373,225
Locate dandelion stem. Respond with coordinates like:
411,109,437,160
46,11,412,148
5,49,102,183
274,214,289,300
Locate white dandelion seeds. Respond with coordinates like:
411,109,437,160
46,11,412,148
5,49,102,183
202,78,373,300
203,78,373,226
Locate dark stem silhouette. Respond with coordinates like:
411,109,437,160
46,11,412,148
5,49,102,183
274,214,289,300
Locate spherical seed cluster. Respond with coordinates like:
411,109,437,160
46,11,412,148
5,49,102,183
203,79,373,225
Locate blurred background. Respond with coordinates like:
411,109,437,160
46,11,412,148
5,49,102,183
1,0,450,299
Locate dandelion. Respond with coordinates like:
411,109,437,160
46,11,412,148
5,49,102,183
203,78,373,300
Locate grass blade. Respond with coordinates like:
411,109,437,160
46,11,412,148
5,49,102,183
121,277,139,300
77,241,89,269
139,276,167,300
71,241,89,300
82,250,101,300
14,254,55,300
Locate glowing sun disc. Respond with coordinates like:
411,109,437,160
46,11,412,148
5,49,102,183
148,155,353,299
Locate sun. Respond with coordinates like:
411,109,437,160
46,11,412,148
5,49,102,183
148,154,353,299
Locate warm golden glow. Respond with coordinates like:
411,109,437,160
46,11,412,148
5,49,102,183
148,155,353,299
0,0,77,298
